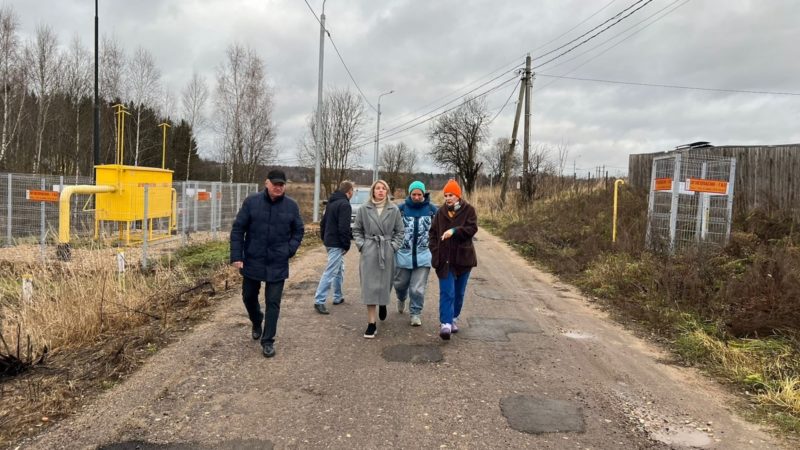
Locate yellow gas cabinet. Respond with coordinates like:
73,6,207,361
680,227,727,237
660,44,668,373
94,164,177,244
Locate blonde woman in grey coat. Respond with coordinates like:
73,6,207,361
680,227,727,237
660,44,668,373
352,180,404,338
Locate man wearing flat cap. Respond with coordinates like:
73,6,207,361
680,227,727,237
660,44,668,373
230,169,304,358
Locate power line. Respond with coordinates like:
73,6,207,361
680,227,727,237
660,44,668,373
530,0,619,53
327,35,377,112
539,0,691,78
531,0,648,63
533,0,655,70
487,79,522,125
536,73,800,96
369,68,521,141
301,0,322,27
349,75,520,151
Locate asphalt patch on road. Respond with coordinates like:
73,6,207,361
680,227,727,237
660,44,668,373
473,289,515,301
500,396,585,434
99,439,273,450
382,344,443,363
459,317,542,342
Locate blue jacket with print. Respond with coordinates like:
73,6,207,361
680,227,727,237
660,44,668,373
395,193,437,269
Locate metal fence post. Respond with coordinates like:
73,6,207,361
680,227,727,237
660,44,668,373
193,181,199,232
40,178,46,260
142,185,149,270
5,174,11,246
668,154,682,253
211,182,218,239
181,181,187,245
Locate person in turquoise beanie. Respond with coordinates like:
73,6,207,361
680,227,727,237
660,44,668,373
393,180,438,326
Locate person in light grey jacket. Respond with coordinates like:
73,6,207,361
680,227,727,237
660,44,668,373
352,179,404,339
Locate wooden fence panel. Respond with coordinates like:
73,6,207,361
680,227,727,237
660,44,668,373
629,145,800,221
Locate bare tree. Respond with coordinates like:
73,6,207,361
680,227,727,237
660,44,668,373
522,143,556,202
25,24,62,174
126,47,161,166
380,141,417,196
0,5,25,166
428,97,489,195
555,139,570,189
181,71,208,180
100,35,125,102
215,43,276,183
63,34,91,176
297,87,365,196
482,137,521,187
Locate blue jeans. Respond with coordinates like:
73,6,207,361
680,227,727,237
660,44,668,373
438,270,470,325
394,266,431,315
314,247,345,304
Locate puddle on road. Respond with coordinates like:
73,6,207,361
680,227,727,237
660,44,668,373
650,427,712,447
473,289,515,301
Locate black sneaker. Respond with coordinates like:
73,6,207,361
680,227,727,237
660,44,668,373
314,303,330,315
364,323,377,339
378,305,387,321
251,322,262,340
262,343,276,358
333,298,345,305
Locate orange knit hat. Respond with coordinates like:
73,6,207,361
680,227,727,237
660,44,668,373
443,179,462,198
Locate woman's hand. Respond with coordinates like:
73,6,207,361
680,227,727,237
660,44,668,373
441,228,455,241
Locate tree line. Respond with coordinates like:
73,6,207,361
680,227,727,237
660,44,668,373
0,5,276,183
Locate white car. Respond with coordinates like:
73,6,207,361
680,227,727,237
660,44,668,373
350,187,371,228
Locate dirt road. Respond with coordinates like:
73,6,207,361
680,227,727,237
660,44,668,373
19,230,785,449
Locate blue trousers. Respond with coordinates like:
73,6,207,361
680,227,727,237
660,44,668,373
314,247,345,304
438,270,470,325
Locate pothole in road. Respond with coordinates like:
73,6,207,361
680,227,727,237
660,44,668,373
650,427,712,447
99,439,274,450
500,396,585,434
382,344,443,363
459,317,542,342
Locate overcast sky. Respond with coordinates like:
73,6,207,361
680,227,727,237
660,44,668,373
11,0,800,176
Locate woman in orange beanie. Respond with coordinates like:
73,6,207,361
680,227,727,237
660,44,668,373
428,179,477,340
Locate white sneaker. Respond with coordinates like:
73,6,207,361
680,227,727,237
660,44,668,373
452,317,459,333
397,299,406,313
410,315,422,327
439,323,452,340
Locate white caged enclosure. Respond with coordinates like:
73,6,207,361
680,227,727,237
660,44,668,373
645,153,736,253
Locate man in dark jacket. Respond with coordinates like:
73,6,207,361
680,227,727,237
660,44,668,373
230,169,304,358
313,180,354,314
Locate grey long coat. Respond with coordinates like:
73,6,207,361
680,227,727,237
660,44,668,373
352,201,404,306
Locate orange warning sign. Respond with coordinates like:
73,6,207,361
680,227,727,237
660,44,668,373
197,191,211,201
687,178,728,194
654,178,673,191
27,190,59,202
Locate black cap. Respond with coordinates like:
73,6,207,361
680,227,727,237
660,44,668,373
267,169,286,184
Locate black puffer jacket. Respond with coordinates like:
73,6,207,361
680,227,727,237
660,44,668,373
320,190,352,251
230,191,305,282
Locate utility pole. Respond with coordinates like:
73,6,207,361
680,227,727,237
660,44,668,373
312,1,327,223
93,0,99,178
500,68,526,205
373,89,394,183
521,54,533,201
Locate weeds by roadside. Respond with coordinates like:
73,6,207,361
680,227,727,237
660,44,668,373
470,184,800,436
0,233,321,447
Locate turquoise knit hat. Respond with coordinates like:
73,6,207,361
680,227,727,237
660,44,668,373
408,180,426,194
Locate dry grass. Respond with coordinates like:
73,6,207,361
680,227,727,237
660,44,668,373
0,228,322,446
472,182,800,436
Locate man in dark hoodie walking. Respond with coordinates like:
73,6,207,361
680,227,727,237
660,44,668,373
313,180,354,314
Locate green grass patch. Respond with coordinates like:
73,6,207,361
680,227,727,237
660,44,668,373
174,241,230,271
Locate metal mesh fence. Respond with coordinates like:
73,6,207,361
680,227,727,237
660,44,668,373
646,153,736,252
0,172,259,253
